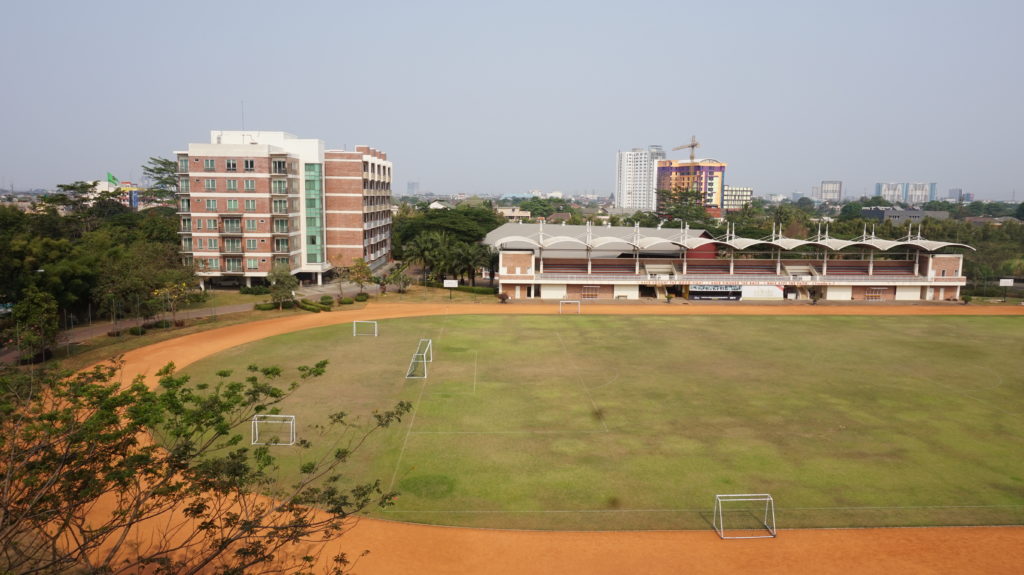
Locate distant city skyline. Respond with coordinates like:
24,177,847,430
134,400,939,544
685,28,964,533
1,1,1021,201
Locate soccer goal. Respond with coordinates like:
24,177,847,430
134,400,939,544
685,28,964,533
712,494,777,539
352,320,378,337
251,414,297,446
406,338,433,379
559,300,581,314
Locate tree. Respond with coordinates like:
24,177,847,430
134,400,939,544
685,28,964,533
142,157,179,202
2,286,59,362
268,264,298,310
386,266,413,293
347,258,374,294
0,359,411,574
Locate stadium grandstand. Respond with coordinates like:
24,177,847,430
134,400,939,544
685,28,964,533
483,222,972,302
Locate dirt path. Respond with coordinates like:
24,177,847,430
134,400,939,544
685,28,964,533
116,302,1024,574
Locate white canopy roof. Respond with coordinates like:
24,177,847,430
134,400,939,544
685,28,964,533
483,222,974,253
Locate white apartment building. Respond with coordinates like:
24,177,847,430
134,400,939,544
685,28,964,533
615,145,665,212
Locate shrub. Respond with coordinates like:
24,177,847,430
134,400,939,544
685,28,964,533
107,330,122,337
240,285,271,295
354,293,369,302
255,303,277,311
297,301,322,313
338,297,355,305
128,326,146,336
455,286,498,295
319,295,334,307
142,320,173,329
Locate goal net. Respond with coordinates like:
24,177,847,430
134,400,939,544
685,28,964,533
559,300,581,314
406,338,433,379
353,320,378,336
251,414,297,446
713,494,777,539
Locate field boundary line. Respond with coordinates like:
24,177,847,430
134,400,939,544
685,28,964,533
408,429,608,435
388,376,430,492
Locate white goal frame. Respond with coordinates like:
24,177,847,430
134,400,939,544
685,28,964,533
406,338,433,379
713,494,777,539
559,300,581,314
352,320,378,337
251,414,297,446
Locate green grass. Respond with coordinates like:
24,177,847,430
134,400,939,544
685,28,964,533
179,315,1024,530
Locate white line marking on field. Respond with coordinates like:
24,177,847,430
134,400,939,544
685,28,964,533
409,429,608,435
388,377,430,492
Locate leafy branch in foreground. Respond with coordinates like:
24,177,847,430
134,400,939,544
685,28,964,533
0,359,411,575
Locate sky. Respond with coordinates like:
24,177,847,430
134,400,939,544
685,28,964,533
1,0,1021,201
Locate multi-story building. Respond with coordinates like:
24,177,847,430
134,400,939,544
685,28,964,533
818,180,842,202
615,145,665,212
656,158,727,208
176,131,391,288
721,186,753,211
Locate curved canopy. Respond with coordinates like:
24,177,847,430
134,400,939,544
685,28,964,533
483,222,974,253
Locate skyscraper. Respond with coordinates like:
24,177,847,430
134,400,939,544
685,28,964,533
615,146,664,212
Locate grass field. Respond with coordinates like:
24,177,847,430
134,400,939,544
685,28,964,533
179,314,1024,530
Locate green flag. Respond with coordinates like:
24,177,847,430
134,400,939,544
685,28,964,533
107,172,120,186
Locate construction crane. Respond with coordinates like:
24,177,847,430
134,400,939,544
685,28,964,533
672,135,700,162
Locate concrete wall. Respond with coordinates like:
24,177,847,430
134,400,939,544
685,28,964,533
614,284,640,300
825,285,852,301
895,285,920,301
741,285,786,300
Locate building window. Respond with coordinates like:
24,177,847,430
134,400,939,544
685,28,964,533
272,199,287,214
182,237,192,251
244,199,256,212
275,256,289,267
246,239,257,250
225,159,237,172
273,219,288,233
272,159,287,174
245,219,258,231
274,238,289,252
181,217,191,232
226,179,238,191
208,238,219,249
244,159,255,172
204,179,216,191
272,180,287,194
222,219,241,233
247,258,259,270
179,198,191,211
180,179,190,193
205,258,219,270
204,159,215,171
195,238,204,249
206,218,217,230
226,199,239,211
244,179,256,191
178,158,189,172
224,238,241,252
205,199,217,211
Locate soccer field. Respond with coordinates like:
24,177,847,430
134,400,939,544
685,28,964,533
180,314,1024,530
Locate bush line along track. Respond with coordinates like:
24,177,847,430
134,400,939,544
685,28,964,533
113,302,1024,575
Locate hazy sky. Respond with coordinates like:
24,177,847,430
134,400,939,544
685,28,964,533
2,1,1021,200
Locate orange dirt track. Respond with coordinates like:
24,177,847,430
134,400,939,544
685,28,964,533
118,302,1024,574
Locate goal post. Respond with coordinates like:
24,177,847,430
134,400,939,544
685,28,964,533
713,494,777,539
406,338,433,379
251,414,297,446
559,300,581,314
352,320,378,336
